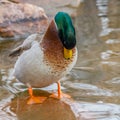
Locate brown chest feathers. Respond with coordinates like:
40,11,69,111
40,20,76,71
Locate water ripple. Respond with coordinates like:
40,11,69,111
69,102,120,120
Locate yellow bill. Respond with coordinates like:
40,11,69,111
64,47,72,59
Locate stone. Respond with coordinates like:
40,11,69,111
0,0,48,40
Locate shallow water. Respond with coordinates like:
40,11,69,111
0,0,120,120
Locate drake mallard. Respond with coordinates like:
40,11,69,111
10,12,77,104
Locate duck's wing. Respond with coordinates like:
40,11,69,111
9,34,38,57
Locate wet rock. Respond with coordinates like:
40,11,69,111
0,0,48,40
9,89,120,120
8,0,20,3
10,90,77,120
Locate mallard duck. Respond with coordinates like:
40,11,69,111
10,12,77,104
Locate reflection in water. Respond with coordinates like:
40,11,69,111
0,0,120,120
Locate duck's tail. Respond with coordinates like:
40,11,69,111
9,46,23,57
9,34,38,57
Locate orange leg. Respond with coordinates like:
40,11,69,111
57,81,61,98
50,81,71,99
27,87,47,105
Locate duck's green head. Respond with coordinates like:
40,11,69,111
55,12,76,59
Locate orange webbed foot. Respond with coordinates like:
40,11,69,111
49,81,71,99
50,92,71,99
27,87,47,105
27,96,47,105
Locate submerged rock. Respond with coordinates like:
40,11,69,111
9,90,76,120
0,0,48,40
